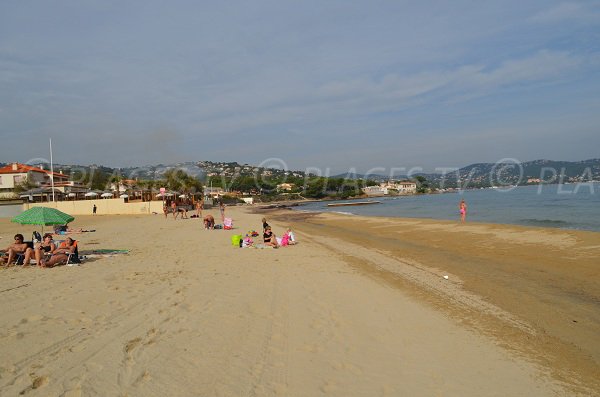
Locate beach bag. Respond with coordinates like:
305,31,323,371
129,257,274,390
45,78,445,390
32,231,42,243
231,234,242,247
224,218,233,230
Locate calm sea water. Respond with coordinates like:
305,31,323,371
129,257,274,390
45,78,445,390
296,184,600,232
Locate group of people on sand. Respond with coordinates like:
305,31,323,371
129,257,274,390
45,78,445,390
261,217,296,248
201,201,226,230
206,202,226,227
164,200,226,224
163,201,191,220
0,233,77,268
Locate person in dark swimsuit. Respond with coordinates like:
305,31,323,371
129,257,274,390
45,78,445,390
40,237,76,268
32,233,56,266
263,226,278,248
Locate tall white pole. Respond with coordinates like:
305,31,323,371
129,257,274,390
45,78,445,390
49,138,55,203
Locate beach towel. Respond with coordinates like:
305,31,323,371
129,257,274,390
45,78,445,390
252,243,276,249
80,249,129,258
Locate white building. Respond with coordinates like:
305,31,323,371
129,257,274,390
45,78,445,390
0,163,69,199
362,186,386,196
394,181,417,194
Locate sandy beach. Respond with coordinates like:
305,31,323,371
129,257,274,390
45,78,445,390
1,206,599,396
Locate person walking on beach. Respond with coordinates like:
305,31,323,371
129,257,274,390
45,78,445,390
459,199,467,222
171,201,179,220
196,200,203,218
219,201,225,222
92,204,97,215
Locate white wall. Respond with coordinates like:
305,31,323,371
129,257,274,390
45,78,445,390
25,199,164,215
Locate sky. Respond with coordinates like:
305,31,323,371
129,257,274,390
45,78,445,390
1,1,599,174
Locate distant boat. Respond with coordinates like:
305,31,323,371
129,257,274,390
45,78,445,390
327,201,381,207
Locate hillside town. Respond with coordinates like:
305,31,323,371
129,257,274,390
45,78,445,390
0,161,419,203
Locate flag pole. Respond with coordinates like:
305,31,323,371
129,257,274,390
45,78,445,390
50,138,55,203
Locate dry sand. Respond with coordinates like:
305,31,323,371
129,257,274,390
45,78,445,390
0,206,598,396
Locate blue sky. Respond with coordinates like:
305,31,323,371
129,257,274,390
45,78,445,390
1,1,599,174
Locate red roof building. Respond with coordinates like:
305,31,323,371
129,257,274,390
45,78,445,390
0,163,69,195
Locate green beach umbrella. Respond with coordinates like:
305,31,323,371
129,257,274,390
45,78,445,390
11,207,75,233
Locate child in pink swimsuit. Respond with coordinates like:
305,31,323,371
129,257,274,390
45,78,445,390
459,200,467,222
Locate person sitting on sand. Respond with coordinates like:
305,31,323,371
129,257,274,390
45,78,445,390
263,226,278,248
30,233,56,267
280,228,297,246
40,237,76,268
0,234,31,266
204,214,215,230
21,233,56,266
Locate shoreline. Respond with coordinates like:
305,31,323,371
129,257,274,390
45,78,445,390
280,196,600,233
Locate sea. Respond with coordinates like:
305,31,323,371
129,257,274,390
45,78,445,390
295,184,600,232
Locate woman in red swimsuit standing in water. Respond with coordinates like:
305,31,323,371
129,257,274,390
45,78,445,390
459,199,467,222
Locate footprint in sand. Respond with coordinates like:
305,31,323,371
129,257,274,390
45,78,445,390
331,360,364,375
132,370,152,386
20,375,49,394
320,380,339,393
125,337,142,354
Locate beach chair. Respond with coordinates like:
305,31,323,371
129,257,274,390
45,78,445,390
46,240,81,266
65,240,81,266
14,241,35,265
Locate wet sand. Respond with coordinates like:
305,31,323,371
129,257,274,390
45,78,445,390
271,209,600,393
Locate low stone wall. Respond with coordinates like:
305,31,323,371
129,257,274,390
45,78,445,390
24,199,164,215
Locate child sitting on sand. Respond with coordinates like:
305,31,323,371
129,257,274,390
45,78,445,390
263,226,278,248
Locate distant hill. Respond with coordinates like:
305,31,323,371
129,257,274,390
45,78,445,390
10,160,306,182
332,159,600,188
431,159,600,188
3,159,599,188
